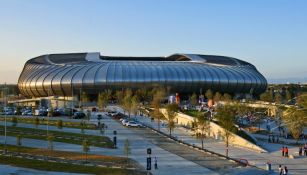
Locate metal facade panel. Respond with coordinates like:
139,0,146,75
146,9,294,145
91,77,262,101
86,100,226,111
18,53,267,97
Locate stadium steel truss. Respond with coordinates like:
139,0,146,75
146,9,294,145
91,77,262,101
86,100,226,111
18,52,267,97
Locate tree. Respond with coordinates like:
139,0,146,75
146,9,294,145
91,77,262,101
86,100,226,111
205,89,213,100
190,93,198,107
82,139,90,163
233,102,249,120
222,93,232,102
34,117,40,128
131,95,139,116
285,89,292,102
15,106,22,115
151,87,166,130
215,105,236,157
80,120,85,134
16,134,22,146
135,87,147,103
214,92,222,103
115,90,124,105
165,103,178,136
56,120,63,129
260,92,272,102
86,110,91,121
81,91,89,107
97,91,108,111
12,116,18,127
297,94,307,108
282,107,305,143
47,134,54,150
122,89,133,117
123,139,131,158
195,112,210,149
274,93,283,104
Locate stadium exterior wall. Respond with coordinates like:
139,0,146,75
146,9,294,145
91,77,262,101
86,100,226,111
18,52,267,97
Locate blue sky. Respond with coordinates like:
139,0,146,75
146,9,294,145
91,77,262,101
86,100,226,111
0,0,306,83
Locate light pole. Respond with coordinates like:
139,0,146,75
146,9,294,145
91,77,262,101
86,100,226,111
71,85,74,117
47,89,51,136
2,84,8,154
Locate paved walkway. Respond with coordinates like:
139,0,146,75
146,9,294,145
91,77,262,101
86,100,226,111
107,106,307,175
0,118,218,175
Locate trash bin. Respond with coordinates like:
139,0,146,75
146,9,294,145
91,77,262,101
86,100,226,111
266,162,271,171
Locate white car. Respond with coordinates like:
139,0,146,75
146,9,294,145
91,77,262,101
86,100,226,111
125,121,143,127
121,119,129,125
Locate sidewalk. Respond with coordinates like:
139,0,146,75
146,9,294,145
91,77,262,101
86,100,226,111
121,110,307,175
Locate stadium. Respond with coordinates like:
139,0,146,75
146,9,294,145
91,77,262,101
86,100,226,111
18,52,267,98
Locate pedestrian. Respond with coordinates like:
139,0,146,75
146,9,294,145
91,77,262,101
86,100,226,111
278,165,282,175
283,166,288,175
154,156,158,169
285,147,289,157
304,144,307,156
299,147,303,156
281,146,285,157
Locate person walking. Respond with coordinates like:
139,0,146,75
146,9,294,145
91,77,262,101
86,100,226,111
285,147,289,157
281,146,285,157
278,165,283,175
304,144,307,156
299,147,303,156
283,166,288,175
154,156,158,169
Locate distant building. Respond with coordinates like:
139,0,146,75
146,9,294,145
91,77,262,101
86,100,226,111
18,52,267,98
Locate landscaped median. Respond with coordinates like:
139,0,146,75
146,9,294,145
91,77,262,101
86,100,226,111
0,125,114,148
0,115,97,130
0,144,145,175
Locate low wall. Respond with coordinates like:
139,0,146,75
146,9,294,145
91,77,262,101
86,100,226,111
160,109,267,153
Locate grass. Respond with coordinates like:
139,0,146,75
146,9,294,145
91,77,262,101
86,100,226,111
0,155,144,175
0,144,136,168
0,115,97,130
181,110,203,117
0,125,114,148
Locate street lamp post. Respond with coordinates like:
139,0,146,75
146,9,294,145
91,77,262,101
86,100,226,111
2,84,8,154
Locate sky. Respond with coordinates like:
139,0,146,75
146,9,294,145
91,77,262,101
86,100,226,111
0,0,306,84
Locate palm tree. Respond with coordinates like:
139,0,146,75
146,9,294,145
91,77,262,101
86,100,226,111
165,103,178,136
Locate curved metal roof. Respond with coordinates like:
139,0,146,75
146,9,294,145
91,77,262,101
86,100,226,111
18,52,267,97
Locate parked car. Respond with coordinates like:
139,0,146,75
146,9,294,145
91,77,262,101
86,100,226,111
121,119,129,125
125,121,143,127
73,112,86,119
22,110,32,116
113,113,126,120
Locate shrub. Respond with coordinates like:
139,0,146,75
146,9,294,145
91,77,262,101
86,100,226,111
57,120,63,129
12,116,18,126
